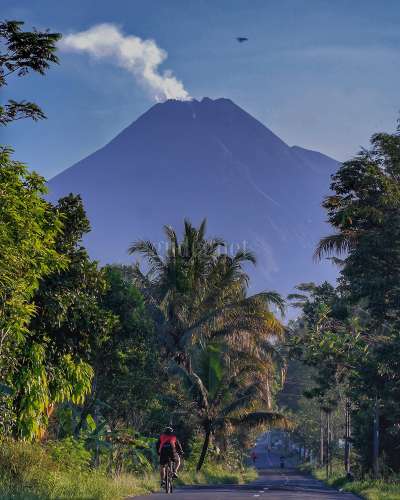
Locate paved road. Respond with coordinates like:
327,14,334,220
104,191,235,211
131,447,358,499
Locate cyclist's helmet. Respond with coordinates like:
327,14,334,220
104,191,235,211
164,426,174,435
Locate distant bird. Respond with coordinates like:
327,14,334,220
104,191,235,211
236,37,248,43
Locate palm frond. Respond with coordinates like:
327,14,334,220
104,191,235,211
287,293,307,301
314,232,355,261
169,362,210,412
219,385,260,418
327,256,345,267
189,371,210,412
130,264,158,305
128,240,164,276
295,282,318,292
228,411,293,430
163,225,179,254
197,218,207,241
168,362,209,411
241,291,285,316
233,249,257,266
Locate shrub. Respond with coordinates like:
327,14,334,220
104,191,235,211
47,437,91,471
0,439,158,499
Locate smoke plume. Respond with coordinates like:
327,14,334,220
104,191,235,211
61,23,191,101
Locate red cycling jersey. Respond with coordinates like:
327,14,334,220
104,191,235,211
158,433,177,453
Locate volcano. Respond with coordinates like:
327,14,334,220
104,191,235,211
48,97,339,302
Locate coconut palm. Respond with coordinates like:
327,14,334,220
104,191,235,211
171,343,291,471
128,219,285,371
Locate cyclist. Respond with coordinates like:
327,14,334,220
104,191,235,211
156,426,183,486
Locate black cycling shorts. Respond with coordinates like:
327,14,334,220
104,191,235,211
160,448,179,465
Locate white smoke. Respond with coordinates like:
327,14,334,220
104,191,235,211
60,23,191,102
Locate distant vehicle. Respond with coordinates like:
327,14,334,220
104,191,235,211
236,37,248,43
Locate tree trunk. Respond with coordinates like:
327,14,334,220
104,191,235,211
265,377,272,410
320,408,324,467
325,410,331,479
74,401,94,437
344,399,351,475
197,423,211,472
328,411,332,477
372,396,380,478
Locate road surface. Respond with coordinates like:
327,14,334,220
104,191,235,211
131,448,358,499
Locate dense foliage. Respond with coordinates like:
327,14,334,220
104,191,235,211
286,125,400,481
0,186,288,475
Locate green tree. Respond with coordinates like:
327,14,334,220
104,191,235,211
315,124,400,476
0,149,65,401
0,154,97,440
10,195,110,439
78,265,161,434
0,20,61,125
287,279,375,476
29,194,114,362
24,195,115,440
129,219,284,372
172,344,289,471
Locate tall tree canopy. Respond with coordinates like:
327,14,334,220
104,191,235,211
306,124,400,475
0,148,65,377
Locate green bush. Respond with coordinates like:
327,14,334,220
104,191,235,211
0,439,158,499
312,463,400,500
48,437,91,471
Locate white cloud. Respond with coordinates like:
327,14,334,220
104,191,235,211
60,23,191,102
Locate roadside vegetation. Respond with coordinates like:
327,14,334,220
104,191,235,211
0,438,257,499
281,123,400,496
308,462,400,500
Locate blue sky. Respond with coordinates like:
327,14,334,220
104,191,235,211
2,0,400,179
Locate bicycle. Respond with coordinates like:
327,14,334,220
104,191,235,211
164,457,175,494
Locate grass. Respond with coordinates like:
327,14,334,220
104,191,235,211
178,463,258,486
0,439,157,499
0,472,159,500
308,463,400,500
0,439,257,499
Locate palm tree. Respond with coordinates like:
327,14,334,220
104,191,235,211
171,344,291,471
128,219,285,371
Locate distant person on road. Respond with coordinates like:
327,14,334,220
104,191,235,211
280,455,285,469
251,450,257,464
156,427,183,486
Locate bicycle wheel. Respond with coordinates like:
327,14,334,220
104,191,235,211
165,469,170,494
165,461,172,494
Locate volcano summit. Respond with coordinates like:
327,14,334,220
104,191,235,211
48,97,339,300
